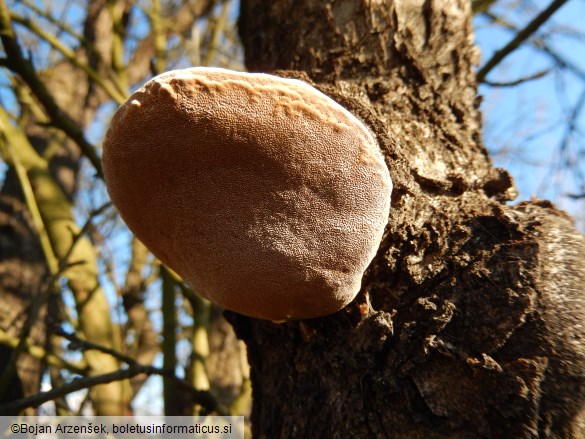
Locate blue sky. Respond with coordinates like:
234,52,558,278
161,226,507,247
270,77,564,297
474,0,585,228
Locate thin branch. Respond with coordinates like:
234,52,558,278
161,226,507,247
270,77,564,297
477,0,570,82
536,89,585,196
0,367,150,414
537,41,585,82
558,89,585,186
482,11,585,83
204,0,230,67
0,329,84,374
0,360,223,415
560,89,585,151
10,12,126,104
57,328,137,366
472,0,498,15
567,192,585,199
19,0,97,58
0,0,103,178
483,68,551,87
60,202,112,271
121,238,158,395
45,328,225,415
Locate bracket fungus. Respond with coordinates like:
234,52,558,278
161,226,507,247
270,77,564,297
103,67,392,321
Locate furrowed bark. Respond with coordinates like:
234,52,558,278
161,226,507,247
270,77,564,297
234,1,585,437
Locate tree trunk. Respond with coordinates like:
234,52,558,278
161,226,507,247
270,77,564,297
0,167,47,408
233,1,585,437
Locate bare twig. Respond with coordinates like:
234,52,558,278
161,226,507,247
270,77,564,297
537,41,585,82
536,88,585,196
482,68,551,87
477,0,570,82
57,328,136,366
120,238,159,395
0,367,150,414
567,192,585,199
0,360,222,415
0,329,84,374
161,266,180,415
41,328,225,415
19,0,102,62
472,0,498,15
204,0,230,67
482,10,585,82
10,12,126,104
60,202,112,272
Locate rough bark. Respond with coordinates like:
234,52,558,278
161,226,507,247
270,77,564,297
0,168,47,405
233,1,585,437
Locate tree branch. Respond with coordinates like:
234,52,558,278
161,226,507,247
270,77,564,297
10,12,126,104
0,326,225,415
19,0,103,64
55,328,225,415
567,192,585,199
57,328,136,367
203,0,230,67
0,0,103,178
477,0,570,82
472,0,498,15
60,202,112,272
0,329,84,374
482,10,585,82
0,367,153,414
482,68,551,87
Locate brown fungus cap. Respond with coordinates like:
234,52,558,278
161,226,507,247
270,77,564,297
103,68,392,321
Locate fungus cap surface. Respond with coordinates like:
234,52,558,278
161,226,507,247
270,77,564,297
103,67,392,321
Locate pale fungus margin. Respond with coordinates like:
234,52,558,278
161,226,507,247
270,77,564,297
103,67,392,321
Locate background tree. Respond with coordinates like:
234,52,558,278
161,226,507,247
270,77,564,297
0,0,249,417
0,0,584,437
